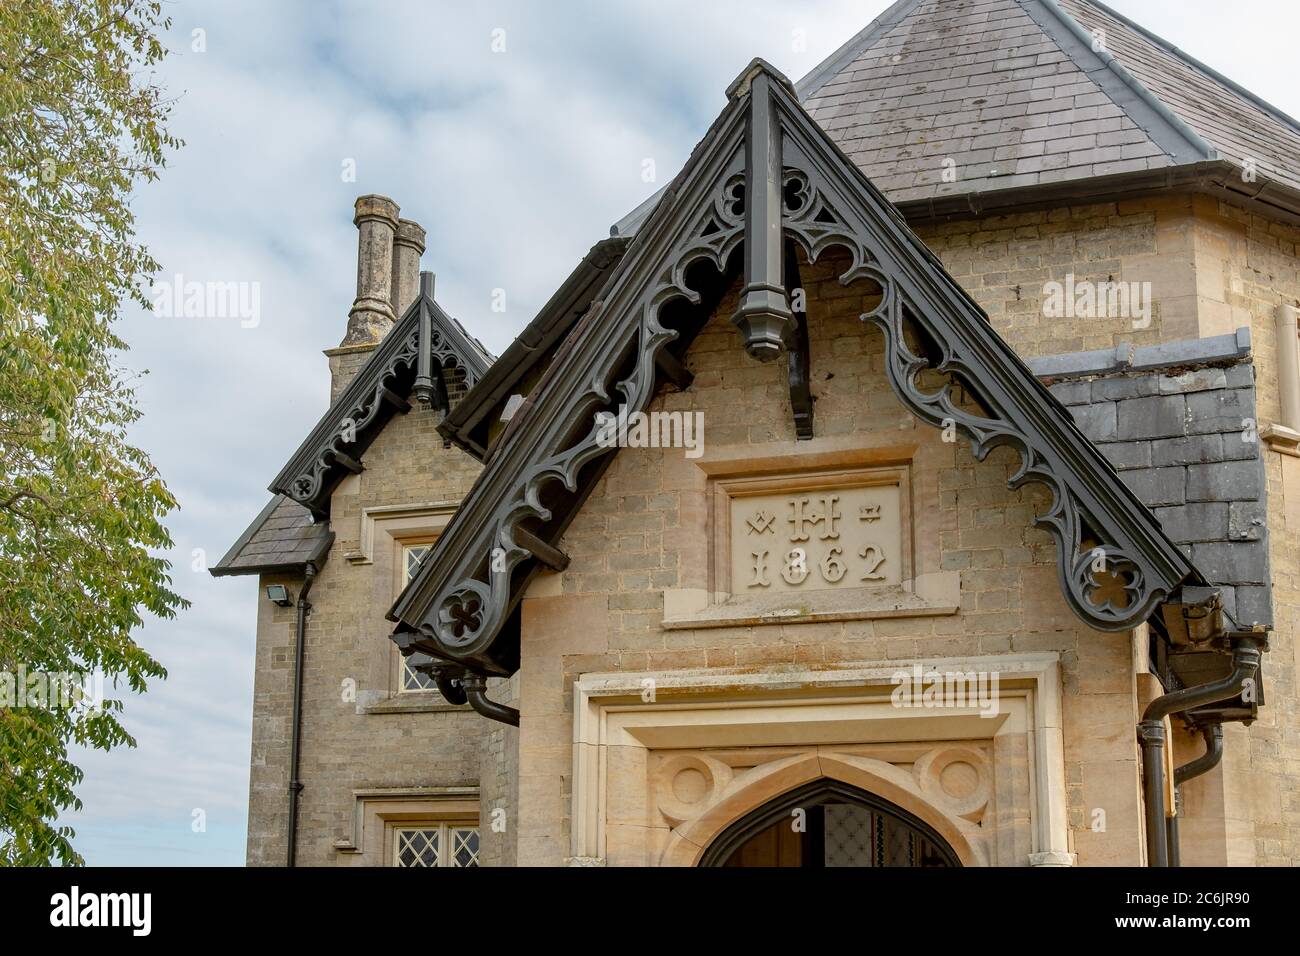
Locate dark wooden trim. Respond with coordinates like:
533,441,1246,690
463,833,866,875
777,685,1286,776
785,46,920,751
512,527,570,573
389,58,1206,676
330,450,363,474
654,349,694,392
268,291,493,519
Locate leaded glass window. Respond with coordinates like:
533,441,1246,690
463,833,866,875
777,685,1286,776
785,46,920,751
393,824,479,867
400,544,436,691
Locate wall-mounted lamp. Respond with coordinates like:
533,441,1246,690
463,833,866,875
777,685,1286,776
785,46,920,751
266,584,294,607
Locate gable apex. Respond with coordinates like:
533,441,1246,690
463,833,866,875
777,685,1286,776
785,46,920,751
269,277,493,520
390,58,1209,680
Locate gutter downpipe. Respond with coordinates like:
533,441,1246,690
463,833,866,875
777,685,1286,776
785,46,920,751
1166,724,1225,868
432,666,468,706
286,562,318,867
1137,637,1261,867
461,672,520,727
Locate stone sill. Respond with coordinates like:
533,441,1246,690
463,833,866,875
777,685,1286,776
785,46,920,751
662,584,959,630
359,693,469,716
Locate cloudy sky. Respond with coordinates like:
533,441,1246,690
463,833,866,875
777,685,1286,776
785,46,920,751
65,0,1300,865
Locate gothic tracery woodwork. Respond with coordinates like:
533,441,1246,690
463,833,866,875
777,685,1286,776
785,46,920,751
391,59,1201,679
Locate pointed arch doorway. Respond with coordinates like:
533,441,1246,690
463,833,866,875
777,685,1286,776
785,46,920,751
698,779,961,868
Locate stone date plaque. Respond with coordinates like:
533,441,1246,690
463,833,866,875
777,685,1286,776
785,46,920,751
729,483,903,594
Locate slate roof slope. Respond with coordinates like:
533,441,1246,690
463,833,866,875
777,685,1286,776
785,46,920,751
617,0,1300,235
800,0,1300,202
1058,0,1300,193
801,0,1178,202
1033,329,1271,629
210,495,331,576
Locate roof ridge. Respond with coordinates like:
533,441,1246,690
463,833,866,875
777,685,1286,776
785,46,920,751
794,0,921,100
1018,0,1214,163
1082,0,1300,138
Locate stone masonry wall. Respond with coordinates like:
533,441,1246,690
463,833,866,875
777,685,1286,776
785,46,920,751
246,399,487,866
252,191,1299,866
514,247,1148,866
914,195,1202,356
919,191,1298,865
1208,201,1300,866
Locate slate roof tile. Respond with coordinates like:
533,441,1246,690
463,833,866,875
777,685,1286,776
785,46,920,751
211,495,330,575
793,0,1300,205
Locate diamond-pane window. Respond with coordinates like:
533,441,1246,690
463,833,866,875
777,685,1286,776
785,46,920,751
395,828,439,867
452,827,480,867
400,545,437,691
392,824,479,867
404,544,430,580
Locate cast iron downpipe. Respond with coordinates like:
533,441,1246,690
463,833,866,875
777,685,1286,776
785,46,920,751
1137,637,1261,867
286,563,318,867
1166,723,1224,867
461,672,520,727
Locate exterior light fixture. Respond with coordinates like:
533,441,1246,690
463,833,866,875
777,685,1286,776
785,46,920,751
266,584,294,607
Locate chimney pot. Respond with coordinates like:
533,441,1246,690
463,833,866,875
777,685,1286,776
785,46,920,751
343,194,401,346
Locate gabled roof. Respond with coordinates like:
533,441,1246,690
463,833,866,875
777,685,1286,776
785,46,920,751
269,275,493,521
617,0,1300,234
209,494,333,577
436,236,629,461
390,58,1208,678
211,276,493,578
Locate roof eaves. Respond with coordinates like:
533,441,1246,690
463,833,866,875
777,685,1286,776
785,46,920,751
209,497,334,578
388,84,755,651
899,158,1300,230
210,494,287,574
1017,0,1215,164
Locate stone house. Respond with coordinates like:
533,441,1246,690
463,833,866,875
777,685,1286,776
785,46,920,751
213,0,1300,867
